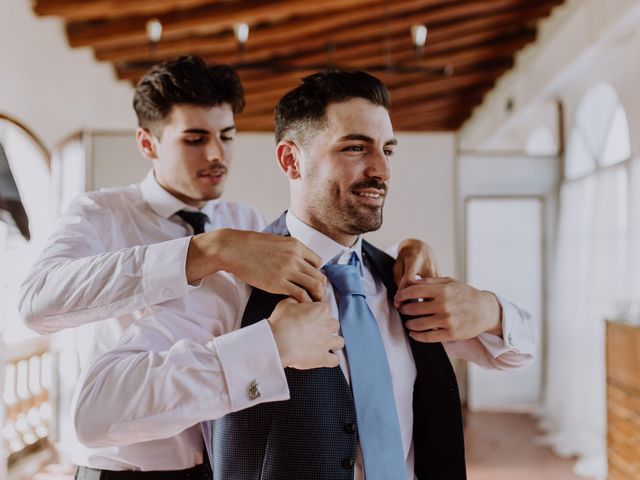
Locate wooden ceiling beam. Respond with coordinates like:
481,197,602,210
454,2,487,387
237,80,495,123
261,4,553,68
94,0,449,62
66,0,383,50
233,58,512,115
98,0,558,68
33,0,218,22
235,61,512,114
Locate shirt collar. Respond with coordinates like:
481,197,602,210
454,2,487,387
140,170,220,219
285,210,363,270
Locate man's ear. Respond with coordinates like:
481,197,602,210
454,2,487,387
276,140,302,180
136,128,158,161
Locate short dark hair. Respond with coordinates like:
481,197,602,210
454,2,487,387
133,55,245,136
274,70,391,145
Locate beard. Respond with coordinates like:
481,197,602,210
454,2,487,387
342,200,384,234
321,178,387,235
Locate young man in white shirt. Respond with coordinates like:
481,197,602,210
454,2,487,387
73,70,536,479
18,57,438,479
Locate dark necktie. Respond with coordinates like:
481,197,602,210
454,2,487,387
176,210,208,235
322,252,406,479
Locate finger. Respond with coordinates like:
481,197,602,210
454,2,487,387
327,318,340,334
417,257,438,279
397,256,423,290
397,299,444,317
285,284,313,304
278,297,299,306
323,352,341,368
409,329,449,343
331,335,345,351
405,315,448,332
290,269,326,302
394,284,441,305
300,244,323,269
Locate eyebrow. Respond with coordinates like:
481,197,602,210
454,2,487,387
338,134,398,146
182,126,236,135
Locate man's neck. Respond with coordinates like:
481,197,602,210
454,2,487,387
289,206,358,247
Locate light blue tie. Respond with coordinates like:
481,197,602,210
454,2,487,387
323,253,406,480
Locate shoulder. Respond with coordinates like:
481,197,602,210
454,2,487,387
215,200,268,231
62,183,144,225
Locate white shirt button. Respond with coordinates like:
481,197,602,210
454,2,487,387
161,288,173,298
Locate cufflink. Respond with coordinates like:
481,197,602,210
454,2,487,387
507,333,513,348
248,379,261,400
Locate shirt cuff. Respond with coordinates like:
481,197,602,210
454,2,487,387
477,294,536,357
142,237,192,304
212,319,290,412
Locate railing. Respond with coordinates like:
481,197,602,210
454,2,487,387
1,336,56,477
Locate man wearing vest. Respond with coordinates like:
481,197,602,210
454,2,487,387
74,70,536,480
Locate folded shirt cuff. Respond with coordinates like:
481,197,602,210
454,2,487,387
212,319,290,412
479,293,536,357
142,237,192,304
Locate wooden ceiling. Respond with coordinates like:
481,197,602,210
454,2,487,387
33,0,564,132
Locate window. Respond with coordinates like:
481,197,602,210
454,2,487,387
0,114,51,343
564,82,631,179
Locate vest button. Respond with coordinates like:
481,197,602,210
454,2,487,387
341,457,355,469
343,423,357,434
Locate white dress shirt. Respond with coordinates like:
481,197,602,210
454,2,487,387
18,170,267,470
73,211,535,476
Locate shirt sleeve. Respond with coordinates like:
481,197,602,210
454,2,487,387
443,294,536,370
73,273,290,447
18,193,192,334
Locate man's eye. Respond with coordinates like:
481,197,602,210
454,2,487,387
344,145,365,152
221,136,234,142
384,149,394,157
184,137,205,145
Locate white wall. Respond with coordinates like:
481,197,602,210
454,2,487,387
0,0,135,151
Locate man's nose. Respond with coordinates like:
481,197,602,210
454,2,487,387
206,137,224,163
365,148,391,182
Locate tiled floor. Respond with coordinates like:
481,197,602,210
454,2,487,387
465,412,582,480
31,412,581,479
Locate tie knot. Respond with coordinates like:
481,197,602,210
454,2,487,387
176,210,209,235
322,255,365,297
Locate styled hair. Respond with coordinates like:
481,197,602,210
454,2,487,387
274,70,391,145
133,55,244,136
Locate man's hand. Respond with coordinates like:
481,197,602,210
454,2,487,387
268,298,344,369
186,229,326,303
394,277,502,343
393,238,438,290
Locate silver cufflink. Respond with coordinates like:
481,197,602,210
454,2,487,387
248,379,261,400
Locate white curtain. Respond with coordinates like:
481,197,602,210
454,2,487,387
540,164,629,479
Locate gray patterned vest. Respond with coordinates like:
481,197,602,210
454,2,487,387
205,213,466,479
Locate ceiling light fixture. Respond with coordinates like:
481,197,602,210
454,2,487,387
411,24,428,61
145,18,163,58
233,22,249,61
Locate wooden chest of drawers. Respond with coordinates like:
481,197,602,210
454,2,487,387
606,320,640,479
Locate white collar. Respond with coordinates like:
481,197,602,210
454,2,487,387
139,170,220,219
285,210,363,271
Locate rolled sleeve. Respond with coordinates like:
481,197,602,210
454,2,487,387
213,319,290,411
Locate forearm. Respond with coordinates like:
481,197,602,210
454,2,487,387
444,295,536,370
73,318,289,447
19,237,191,334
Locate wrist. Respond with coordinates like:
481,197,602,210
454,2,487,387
268,317,290,368
185,229,228,282
482,290,503,337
